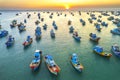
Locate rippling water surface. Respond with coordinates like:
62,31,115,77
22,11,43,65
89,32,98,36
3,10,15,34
0,11,120,80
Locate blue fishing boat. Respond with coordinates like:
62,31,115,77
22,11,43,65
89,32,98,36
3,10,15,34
52,21,58,30
101,22,108,27
18,23,26,32
24,19,27,23
44,55,60,75
96,24,102,31
73,32,81,41
43,24,47,30
111,44,120,57
30,50,42,71
5,35,15,47
50,29,55,38
80,19,86,26
70,53,84,72
69,26,74,33
89,33,100,42
35,20,40,25
93,46,112,57
10,20,17,28
111,28,120,35
23,36,33,47
35,27,42,39
0,30,8,38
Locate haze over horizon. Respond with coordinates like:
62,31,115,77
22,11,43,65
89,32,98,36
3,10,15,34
0,0,120,10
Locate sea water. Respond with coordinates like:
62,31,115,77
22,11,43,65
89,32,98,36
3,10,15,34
0,10,120,80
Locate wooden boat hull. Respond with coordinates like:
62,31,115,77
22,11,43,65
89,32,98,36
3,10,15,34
23,38,33,47
90,37,100,42
93,50,112,57
44,57,60,75
111,46,120,57
70,57,83,72
30,53,42,71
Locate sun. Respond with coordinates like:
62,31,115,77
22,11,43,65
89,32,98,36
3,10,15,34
65,4,70,9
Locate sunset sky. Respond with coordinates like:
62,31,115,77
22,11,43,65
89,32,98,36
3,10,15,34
0,0,120,9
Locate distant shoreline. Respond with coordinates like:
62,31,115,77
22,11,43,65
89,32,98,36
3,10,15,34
0,8,120,11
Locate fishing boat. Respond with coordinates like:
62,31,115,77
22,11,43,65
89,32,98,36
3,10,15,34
0,30,8,38
70,53,84,72
101,22,108,27
89,33,100,42
111,44,120,57
73,32,81,41
68,20,72,25
50,29,55,38
111,28,120,35
80,19,86,26
18,22,26,32
52,21,58,30
35,27,42,39
24,19,27,23
23,36,33,47
44,55,60,75
93,46,112,57
30,50,42,71
5,35,15,47
43,24,47,30
10,20,17,28
35,20,40,25
96,24,102,31
69,26,74,33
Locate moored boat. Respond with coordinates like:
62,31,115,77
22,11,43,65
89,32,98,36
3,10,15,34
89,33,100,42
43,24,47,30
111,44,120,57
96,24,102,31
18,22,26,32
44,55,60,75
52,21,58,30
23,36,33,47
73,32,81,41
111,28,120,35
50,29,55,38
5,35,15,47
93,46,112,57
0,30,8,38
30,50,42,71
35,27,42,39
10,20,17,28
69,26,74,33
70,53,84,72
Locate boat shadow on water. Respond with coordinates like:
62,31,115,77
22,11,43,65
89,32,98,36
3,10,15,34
6,45,14,49
23,45,32,50
89,39,99,47
35,38,42,43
